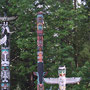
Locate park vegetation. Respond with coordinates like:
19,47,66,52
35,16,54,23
0,0,90,90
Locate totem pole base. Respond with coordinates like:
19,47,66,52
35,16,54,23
37,84,44,90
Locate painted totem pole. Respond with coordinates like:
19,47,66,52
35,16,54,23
44,66,81,90
37,11,44,90
34,11,44,90
0,14,16,90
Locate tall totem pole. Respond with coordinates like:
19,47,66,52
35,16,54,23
0,14,16,90
37,11,44,90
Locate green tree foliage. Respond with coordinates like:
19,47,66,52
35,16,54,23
0,0,89,90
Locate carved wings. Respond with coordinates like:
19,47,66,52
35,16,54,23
44,77,81,84
0,16,17,21
66,77,81,84
44,78,58,84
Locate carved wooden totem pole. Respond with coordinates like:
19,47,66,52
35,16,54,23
0,14,16,90
37,11,44,90
34,11,44,90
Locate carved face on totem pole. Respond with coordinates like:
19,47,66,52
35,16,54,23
58,66,66,77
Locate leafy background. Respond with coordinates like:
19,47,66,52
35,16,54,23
0,0,90,90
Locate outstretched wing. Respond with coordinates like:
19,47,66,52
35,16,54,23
66,77,81,84
0,16,17,21
7,16,17,21
0,35,7,45
44,78,58,84
0,17,5,21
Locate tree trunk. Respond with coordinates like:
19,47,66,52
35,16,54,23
74,0,77,10
73,43,79,68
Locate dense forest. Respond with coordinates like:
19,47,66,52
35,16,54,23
0,0,90,90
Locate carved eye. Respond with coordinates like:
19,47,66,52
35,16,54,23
6,67,9,70
6,78,8,80
2,59,4,61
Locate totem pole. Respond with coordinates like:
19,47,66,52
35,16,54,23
44,66,81,90
37,11,44,90
0,14,17,90
34,11,44,90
